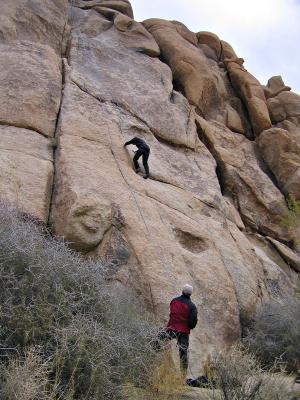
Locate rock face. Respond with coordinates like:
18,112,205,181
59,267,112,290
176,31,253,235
258,76,300,200
0,0,299,375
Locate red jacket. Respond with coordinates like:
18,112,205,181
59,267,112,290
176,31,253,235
167,294,198,334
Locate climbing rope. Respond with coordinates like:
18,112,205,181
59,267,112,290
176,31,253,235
107,114,175,294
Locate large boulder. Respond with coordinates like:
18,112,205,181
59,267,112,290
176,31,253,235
196,117,291,242
223,58,271,136
143,19,247,135
257,128,300,200
263,75,291,99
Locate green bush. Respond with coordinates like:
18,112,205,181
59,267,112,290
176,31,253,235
280,194,300,248
244,300,300,372
0,202,159,399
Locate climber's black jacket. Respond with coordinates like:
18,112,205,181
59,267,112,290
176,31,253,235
124,137,150,151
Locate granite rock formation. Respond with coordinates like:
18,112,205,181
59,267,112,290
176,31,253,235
0,0,299,374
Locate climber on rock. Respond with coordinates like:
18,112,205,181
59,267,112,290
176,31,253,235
124,137,150,179
157,284,198,374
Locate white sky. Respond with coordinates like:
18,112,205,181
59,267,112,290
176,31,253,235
131,0,300,94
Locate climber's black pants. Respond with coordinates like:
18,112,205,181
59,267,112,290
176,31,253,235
133,148,150,175
156,329,189,371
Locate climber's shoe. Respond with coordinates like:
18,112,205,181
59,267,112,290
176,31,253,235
135,167,141,173
143,174,149,179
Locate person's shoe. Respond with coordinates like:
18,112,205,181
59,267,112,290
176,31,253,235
143,174,149,179
134,167,141,173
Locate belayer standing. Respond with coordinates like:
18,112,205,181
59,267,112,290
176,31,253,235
124,137,150,179
158,284,198,374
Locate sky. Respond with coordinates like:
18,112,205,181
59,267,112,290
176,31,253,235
131,0,300,94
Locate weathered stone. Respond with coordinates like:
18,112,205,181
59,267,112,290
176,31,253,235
226,105,245,134
197,31,222,61
50,13,294,374
253,246,294,299
267,237,300,273
221,40,237,59
69,12,198,148
257,128,300,200
1,0,299,379
76,0,134,19
267,90,300,124
223,58,271,136
0,0,69,54
196,117,291,241
63,196,112,251
0,42,62,137
143,19,246,133
0,126,53,222
263,75,291,99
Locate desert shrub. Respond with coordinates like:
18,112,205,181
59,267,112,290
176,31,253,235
281,194,300,248
0,347,50,400
0,202,159,399
244,299,300,372
123,351,184,400
202,346,292,400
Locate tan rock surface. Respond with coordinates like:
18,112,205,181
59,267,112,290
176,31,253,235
259,77,300,203
143,19,247,135
266,237,300,273
197,31,222,61
49,4,297,374
0,42,62,137
0,0,69,54
76,0,134,19
263,75,291,99
0,126,53,222
267,91,300,124
0,0,66,219
196,117,291,241
257,128,300,200
1,0,299,377
223,58,271,136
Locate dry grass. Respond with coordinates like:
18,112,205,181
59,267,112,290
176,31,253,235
123,351,185,400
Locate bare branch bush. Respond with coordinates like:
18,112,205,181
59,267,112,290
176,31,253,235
0,347,50,400
0,201,159,399
243,299,300,372
201,345,292,400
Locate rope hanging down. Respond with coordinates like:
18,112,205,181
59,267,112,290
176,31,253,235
109,117,172,280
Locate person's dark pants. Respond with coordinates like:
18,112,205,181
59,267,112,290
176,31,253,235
133,148,150,176
157,328,189,371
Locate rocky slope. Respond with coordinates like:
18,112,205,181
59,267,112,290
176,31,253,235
0,0,299,373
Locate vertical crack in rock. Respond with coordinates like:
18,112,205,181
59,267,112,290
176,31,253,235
195,118,226,196
47,3,72,226
47,62,67,226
